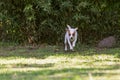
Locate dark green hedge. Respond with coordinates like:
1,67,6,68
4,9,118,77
0,0,120,45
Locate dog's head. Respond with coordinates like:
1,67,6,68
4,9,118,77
66,25,78,41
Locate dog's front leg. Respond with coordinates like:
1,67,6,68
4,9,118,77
72,40,76,48
72,32,77,47
67,39,73,50
72,38,77,48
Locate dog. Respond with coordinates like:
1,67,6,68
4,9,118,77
64,25,78,51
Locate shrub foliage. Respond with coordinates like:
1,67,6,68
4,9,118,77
0,0,120,45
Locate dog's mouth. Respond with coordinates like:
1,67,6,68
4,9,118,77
70,38,74,42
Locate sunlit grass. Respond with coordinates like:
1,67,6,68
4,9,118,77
0,45,120,80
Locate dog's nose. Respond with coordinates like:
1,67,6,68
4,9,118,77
71,37,73,39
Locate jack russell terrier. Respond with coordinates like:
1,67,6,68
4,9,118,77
64,25,78,51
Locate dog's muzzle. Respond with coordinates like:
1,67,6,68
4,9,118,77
70,37,74,42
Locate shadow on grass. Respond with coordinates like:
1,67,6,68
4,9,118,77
0,66,119,80
0,45,120,59
0,46,57,59
1,60,119,71
0,63,55,68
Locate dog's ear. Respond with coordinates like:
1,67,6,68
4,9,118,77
67,24,71,29
66,28,69,32
75,27,78,30
66,28,68,31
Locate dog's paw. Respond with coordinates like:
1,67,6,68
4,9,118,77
70,49,75,52
72,44,75,47
64,50,68,52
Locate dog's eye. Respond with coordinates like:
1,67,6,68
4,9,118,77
72,33,75,36
69,34,71,36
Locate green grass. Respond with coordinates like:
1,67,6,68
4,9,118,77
0,45,120,80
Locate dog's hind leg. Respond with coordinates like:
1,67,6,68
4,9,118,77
64,37,68,51
65,43,67,51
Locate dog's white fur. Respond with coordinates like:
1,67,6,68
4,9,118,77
64,25,78,51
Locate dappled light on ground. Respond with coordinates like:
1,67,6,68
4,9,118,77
0,46,120,80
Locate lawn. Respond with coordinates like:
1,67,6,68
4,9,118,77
0,43,120,80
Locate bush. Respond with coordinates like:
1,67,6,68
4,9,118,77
0,0,120,45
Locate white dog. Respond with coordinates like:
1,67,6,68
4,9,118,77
64,25,78,51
